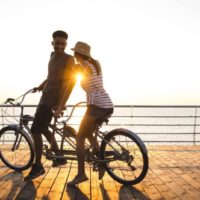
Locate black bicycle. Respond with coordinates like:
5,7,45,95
0,90,148,185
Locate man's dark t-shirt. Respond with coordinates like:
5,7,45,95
39,52,75,109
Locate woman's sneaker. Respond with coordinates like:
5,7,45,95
24,163,45,180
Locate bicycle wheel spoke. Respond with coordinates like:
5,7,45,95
0,128,33,170
101,129,148,184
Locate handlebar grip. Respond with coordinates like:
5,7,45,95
5,98,15,103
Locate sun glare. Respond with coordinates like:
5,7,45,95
76,73,83,83
68,73,85,104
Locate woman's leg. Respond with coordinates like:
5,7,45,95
67,114,97,185
76,114,97,176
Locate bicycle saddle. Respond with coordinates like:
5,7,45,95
96,114,111,127
21,115,34,125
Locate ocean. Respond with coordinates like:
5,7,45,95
0,105,199,145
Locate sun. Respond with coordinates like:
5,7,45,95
67,73,85,104
76,73,83,83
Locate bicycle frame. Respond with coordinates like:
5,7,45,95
1,89,149,185
2,90,135,164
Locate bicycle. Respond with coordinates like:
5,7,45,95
0,90,149,185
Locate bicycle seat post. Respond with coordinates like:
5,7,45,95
50,116,57,151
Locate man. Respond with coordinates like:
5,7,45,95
24,30,76,180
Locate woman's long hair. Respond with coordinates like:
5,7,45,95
75,52,101,75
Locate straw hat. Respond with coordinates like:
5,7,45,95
71,41,91,58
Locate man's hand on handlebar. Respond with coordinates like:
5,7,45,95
32,86,42,93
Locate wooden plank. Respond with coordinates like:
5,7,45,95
48,164,71,200
1,145,200,200
62,161,78,200
148,146,197,200
14,159,52,200
76,163,91,199
101,174,120,200
90,169,104,200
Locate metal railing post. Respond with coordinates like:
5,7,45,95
193,107,198,145
131,105,133,129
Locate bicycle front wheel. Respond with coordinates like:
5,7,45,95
0,126,34,171
100,128,148,185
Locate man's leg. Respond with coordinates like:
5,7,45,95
33,133,43,165
24,105,50,180
42,129,67,167
42,129,59,151
24,131,45,181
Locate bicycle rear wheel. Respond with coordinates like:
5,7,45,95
100,128,148,185
0,126,34,171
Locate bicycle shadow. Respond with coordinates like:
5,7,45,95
119,185,150,200
99,183,111,200
99,183,150,200
66,185,89,200
0,171,23,199
0,171,25,199
15,180,37,200
0,170,44,200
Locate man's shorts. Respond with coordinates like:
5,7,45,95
31,105,53,134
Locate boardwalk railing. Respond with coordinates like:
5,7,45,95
0,105,200,145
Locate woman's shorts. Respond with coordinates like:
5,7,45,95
85,104,113,120
31,105,53,134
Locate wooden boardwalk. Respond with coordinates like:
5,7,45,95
0,145,200,200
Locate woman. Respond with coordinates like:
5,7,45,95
67,41,114,185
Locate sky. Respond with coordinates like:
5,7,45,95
0,0,200,105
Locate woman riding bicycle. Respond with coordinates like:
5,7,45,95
57,41,113,185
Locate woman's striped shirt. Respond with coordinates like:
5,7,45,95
80,60,113,109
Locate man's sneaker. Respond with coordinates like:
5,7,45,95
24,163,45,181
52,157,67,167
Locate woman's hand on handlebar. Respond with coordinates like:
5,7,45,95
53,108,64,118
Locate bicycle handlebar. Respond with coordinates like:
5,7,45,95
5,98,15,104
4,88,86,125
58,101,86,124
4,89,33,105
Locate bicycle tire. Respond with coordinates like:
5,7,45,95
0,126,34,171
100,128,148,185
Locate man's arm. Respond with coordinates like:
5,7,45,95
54,57,77,116
55,80,76,113
32,79,47,93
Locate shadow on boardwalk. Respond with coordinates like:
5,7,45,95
66,185,89,200
1,145,200,200
0,171,37,200
100,184,150,200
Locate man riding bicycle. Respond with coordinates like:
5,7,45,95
24,30,76,180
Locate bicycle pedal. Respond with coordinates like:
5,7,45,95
93,164,99,171
43,144,48,150
46,149,54,160
93,167,99,171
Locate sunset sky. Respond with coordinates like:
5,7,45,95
0,0,200,105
